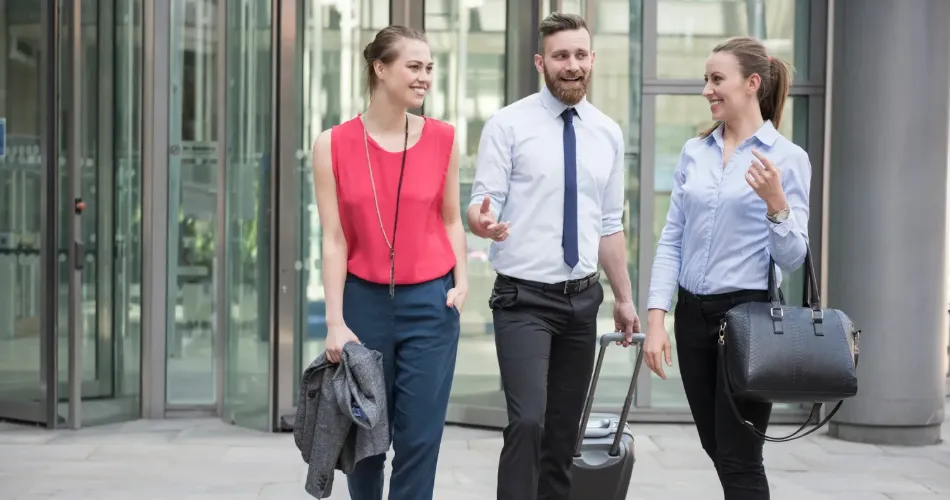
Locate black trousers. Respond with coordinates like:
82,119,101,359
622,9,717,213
675,287,774,500
490,273,604,500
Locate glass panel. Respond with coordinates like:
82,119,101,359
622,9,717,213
541,0,587,16
294,0,390,396
109,0,145,422
423,0,508,404
56,0,97,421
57,0,107,415
54,0,145,426
167,0,220,406
586,0,645,407
223,0,274,430
655,0,810,81
0,0,48,416
649,94,805,408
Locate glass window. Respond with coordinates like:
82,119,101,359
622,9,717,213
541,0,588,17
294,0,390,394
49,0,146,425
223,0,274,430
423,0,508,403
656,0,811,81
582,0,646,407
649,93,808,408
0,1,48,412
0,0,143,426
166,0,220,406
108,0,146,422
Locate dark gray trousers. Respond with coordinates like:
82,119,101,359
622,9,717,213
490,274,603,500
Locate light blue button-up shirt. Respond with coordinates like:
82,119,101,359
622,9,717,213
469,85,625,283
647,120,812,312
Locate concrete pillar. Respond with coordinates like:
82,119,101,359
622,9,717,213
826,0,950,445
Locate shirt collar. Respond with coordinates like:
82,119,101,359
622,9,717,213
708,119,780,148
540,84,589,121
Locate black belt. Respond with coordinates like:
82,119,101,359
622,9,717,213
501,271,601,294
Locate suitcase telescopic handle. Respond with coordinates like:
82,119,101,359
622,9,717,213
575,332,647,458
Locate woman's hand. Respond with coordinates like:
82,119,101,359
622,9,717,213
325,322,360,364
644,315,673,380
446,281,468,314
746,149,788,212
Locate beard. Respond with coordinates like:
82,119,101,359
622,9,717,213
542,65,589,106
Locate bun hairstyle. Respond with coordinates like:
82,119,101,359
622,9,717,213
363,25,428,94
700,36,794,138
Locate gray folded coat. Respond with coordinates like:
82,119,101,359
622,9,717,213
294,342,390,498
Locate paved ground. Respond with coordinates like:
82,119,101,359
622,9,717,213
2,409,950,500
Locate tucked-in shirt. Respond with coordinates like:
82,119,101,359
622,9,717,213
647,120,811,311
469,85,625,283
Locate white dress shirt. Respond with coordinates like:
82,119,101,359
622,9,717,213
469,85,625,284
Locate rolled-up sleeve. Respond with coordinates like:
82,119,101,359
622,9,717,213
647,144,689,312
600,126,625,237
768,149,811,271
469,116,512,217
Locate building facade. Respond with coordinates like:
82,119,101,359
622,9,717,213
0,0,947,440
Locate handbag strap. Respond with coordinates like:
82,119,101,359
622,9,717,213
767,243,824,335
717,332,860,443
767,244,821,309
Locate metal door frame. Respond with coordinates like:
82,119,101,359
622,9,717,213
0,0,85,429
273,0,299,430
0,0,60,427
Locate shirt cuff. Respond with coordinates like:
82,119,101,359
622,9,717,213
600,220,623,237
469,195,501,217
769,212,794,237
646,296,672,312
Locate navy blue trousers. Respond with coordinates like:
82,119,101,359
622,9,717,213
343,272,460,500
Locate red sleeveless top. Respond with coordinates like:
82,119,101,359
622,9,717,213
331,115,457,286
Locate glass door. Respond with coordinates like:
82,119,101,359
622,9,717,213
0,0,144,429
57,0,144,428
271,0,392,430
0,0,61,427
221,0,275,431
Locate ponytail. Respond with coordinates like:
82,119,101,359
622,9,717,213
761,56,792,129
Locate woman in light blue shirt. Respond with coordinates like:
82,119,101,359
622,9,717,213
645,36,811,499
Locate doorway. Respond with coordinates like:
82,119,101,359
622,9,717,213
0,0,144,429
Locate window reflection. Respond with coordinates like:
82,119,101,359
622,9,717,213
533,1,645,408
423,0,508,402
294,0,390,395
0,1,49,407
223,0,274,431
656,0,808,80
166,0,220,406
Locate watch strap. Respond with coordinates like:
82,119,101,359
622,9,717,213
767,207,790,224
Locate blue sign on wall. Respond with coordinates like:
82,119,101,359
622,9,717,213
0,118,6,159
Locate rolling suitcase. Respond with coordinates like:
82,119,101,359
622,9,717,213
568,331,646,500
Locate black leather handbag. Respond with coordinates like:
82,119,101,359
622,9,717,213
718,246,860,442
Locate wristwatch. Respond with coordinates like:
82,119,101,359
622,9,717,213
767,207,790,224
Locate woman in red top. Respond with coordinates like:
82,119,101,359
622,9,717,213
311,25,467,500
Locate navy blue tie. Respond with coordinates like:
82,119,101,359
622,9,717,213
561,108,579,269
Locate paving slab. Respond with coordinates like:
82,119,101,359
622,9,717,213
1,406,949,499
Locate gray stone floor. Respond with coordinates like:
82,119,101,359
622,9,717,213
2,409,950,500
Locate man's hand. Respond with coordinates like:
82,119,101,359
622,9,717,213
613,300,641,347
469,197,510,241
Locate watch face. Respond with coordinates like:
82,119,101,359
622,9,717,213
769,210,789,223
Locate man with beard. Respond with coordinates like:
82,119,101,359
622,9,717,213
466,12,640,500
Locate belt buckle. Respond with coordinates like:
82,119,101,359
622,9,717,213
564,276,587,294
